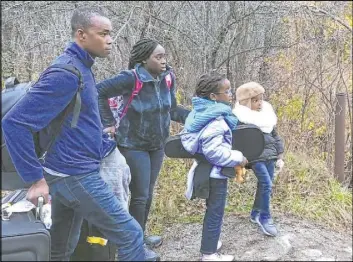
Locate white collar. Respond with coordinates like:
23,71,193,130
232,101,277,133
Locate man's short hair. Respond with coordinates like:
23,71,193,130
71,7,107,37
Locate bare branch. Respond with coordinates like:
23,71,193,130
216,41,301,70
302,4,353,33
186,1,218,43
112,6,139,42
149,14,198,45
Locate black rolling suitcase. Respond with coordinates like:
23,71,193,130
1,194,51,261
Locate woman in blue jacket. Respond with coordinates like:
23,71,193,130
97,38,189,258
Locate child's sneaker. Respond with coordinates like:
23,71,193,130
217,240,222,251
255,216,278,236
250,210,259,224
201,253,234,261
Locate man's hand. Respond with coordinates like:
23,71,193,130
26,178,49,206
103,126,116,139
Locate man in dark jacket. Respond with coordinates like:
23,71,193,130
2,7,146,261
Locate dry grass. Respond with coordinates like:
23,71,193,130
271,151,352,230
147,151,352,235
2,151,350,236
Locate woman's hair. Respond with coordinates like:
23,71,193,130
128,38,159,69
195,72,226,98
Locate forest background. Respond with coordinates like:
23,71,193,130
1,1,352,234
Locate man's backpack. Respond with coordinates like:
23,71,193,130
1,64,84,191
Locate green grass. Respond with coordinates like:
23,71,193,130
147,152,352,235
270,152,352,229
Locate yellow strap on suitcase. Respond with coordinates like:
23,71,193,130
86,236,108,246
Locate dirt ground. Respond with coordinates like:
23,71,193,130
155,214,352,261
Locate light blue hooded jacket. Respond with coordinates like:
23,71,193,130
181,116,244,179
180,97,244,199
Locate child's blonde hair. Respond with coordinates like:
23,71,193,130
235,82,265,108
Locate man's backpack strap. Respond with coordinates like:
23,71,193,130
38,64,83,163
48,64,84,128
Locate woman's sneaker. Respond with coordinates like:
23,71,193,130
255,216,278,236
145,235,163,248
201,253,234,261
144,244,160,261
250,210,259,224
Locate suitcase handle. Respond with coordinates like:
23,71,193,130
35,196,44,220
